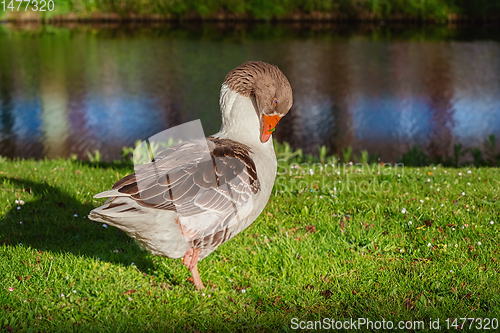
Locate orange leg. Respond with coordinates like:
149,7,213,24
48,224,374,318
183,248,205,290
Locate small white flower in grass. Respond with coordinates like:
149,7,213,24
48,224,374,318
462,192,465,196
437,188,440,191
467,170,471,173
20,200,24,205
478,242,482,246
427,179,430,182
452,228,455,231
19,221,22,224
61,293,65,297
309,169,314,175
401,208,406,214
431,207,434,210
491,221,494,225
447,185,450,188
455,244,458,248
450,270,453,273
9,287,13,291
202,293,206,296
467,182,470,186
128,297,133,301
241,289,246,293
420,199,424,203
66,276,69,280
441,204,444,207
427,243,432,247
458,172,462,176
444,170,448,173
24,300,27,303
433,167,436,170
73,290,77,293
74,214,78,217
400,249,403,253
102,224,108,228
408,221,412,225
15,200,19,204
17,206,20,210
208,295,211,298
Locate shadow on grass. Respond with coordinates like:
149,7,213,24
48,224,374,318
0,174,174,279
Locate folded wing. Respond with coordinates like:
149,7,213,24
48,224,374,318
102,137,260,242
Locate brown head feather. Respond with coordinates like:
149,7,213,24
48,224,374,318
224,61,293,117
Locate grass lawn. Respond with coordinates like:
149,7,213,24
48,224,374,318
0,155,499,332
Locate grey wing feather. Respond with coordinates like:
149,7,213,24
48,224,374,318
99,137,260,241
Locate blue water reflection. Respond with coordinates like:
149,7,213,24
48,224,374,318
0,24,499,163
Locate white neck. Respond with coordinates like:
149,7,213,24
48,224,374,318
215,84,273,150
215,84,277,208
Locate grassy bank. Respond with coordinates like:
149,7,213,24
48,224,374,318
1,148,499,331
2,0,500,23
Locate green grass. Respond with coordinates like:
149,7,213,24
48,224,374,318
0,154,499,331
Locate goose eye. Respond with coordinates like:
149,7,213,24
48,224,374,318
273,99,278,106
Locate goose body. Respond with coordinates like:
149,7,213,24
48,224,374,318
89,61,293,289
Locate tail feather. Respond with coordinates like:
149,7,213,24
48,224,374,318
88,197,152,231
88,196,188,258
93,189,126,199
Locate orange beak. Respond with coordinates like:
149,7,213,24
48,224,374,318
260,114,282,143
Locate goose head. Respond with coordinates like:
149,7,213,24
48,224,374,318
222,61,293,143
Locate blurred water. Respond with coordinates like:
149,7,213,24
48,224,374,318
1,23,500,162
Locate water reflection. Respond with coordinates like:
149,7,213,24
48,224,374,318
0,23,499,162
0,68,15,158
